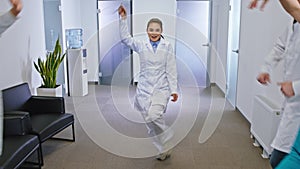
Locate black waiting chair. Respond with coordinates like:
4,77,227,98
0,112,42,169
2,82,75,165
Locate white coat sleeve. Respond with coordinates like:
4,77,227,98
292,80,300,97
166,43,178,94
119,18,141,53
0,12,17,35
260,26,290,74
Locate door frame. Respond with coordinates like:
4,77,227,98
225,0,241,108
176,0,213,88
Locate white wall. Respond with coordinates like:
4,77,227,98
0,1,45,154
132,0,176,82
61,0,82,50
0,0,84,90
80,0,98,82
237,1,290,121
0,0,46,91
60,0,99,83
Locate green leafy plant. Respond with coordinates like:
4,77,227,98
34,38,65,88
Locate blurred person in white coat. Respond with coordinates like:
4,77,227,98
251,0,300,168
118,5,178,161
0,0,22,35
249,0,300,22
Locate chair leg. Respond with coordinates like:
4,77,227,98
50,123,75,142
36,135,44,166
39,142,44,166
22,144,43,169
37,144,42,169
72,122,75,142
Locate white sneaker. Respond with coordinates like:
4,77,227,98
156,149,172,161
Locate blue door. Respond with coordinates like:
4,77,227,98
98,0,132,85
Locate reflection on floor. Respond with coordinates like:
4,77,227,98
41,84,271,169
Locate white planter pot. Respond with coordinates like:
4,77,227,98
36,85,63,97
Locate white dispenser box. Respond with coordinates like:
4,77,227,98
67,48,88,96
250,95,281,158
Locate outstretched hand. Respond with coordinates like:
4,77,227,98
248,0,269,11
249,0,300,23
10,0,22,17
171,93,178,102
257,73,271,85
118,5,127,19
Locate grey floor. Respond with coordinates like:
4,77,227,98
41,84,272,169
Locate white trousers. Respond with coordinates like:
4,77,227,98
143,104,174,153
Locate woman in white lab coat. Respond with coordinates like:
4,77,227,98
118,5,178,161
257,20,300,168
0,0,22,35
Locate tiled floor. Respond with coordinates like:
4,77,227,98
41,84,272,169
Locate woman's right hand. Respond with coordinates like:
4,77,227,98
10,0,22,17
257,73,271,85
118,5,127,19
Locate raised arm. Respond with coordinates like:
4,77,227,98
10,0,22,17
279,0,300,22
118,5,141,53
257,26,289,85
249,0,300,23
0,0,22,35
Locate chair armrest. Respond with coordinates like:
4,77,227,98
25,96,65,114
4,111,32,136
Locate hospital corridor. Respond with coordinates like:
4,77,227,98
0,0,298,169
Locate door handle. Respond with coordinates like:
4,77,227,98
232,49,239,54
202,43,210,47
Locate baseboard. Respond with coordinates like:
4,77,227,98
88,81,99,85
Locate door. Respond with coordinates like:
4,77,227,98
210,0,230,93
226,0,241,108
97,0,132,85
176,0,211,87
43,0,65,90
43,0,63,51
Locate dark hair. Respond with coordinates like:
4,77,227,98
147,18,163,31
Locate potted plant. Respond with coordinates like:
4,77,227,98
34,38,65,96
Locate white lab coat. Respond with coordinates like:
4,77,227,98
119,18,178,114
0,12,17,35
119,18,177,153
261,21,300,153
